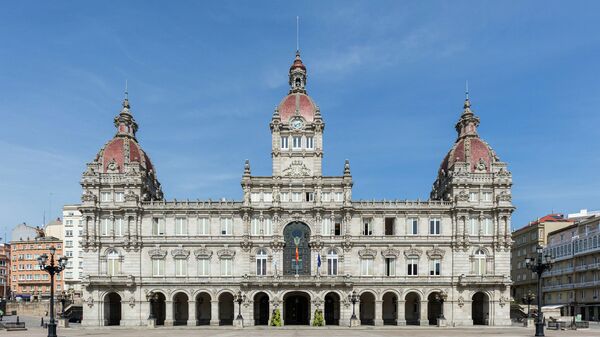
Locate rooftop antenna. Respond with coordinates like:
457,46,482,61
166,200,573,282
465,80,469,100
296,16,300,52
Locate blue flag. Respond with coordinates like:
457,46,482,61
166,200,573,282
317,253,321,268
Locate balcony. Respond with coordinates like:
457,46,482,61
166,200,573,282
82,275,135,287
458,275,510,286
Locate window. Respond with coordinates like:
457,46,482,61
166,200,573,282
408,218,418,235
263,193,272,202
306,136,314,149
469,218,479,236
482,191,492,202
264,218,273,235
152,259,165,276
65,220,73,226
221,218,233,235
281,192,289,202
65,240,73,248
115,192,124,202
114,217,123,236
322,193,330,202
251,217,261,236
292,136,302,149
482,218,493,235
65,251,73,257
221,258,233,276
175,259,187,277
362,218,373,236
429,218,441,235
256,249,267,276
198,258,210,276
65,230,73,237
361,258,373,276
175,217,187,235
281,136,289,149
327,249,338,275
152,218,165,236
198,218,210,235
385,218,395,235
469,191,478,202
305,192,314,202
321,218,332,235
101,218,111,236
385,258,396,276
334,192,343,202
334,219,342,236
292,192,301,202
251,192,260,203
473,249,486,275
101,192,111,202
430,259,441,276
407,257,418,276
107,251,120,276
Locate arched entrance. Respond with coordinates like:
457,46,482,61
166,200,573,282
359,292,375,326
472,292,489,325
427,293,442,325
283,222,311,275
173,292,189,326
253,292,270,326
104,292,121,326
195,292,211,326
404,292,420,325
382,292,397,325
283,292,310,325
152,292,166,326
218,293,235,326
324,292,340,325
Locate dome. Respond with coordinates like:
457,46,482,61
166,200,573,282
440,137,496,174
95,137,154,174
277,93,317,123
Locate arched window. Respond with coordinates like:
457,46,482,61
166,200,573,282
327,249,338,276
107,250,121,276
256,249,267,276
473,249,486,275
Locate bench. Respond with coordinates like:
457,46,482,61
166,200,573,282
2,322,27,331
575,321,590,329
547,321,566,330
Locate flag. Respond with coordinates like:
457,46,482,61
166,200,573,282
295,246,299,263
317,253,322,268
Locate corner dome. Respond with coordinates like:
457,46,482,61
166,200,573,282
95,137,154,174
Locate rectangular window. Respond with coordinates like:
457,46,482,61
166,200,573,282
251,192,260,203
152,259,165,276
482,218,493,235
361,258,373,276
65,240,73,248
100,218,111,236
114,192,124,202
292,192,301,202
221,218,233,235
256,258,267,276
114,217,123,236
264,218,273,235
322,192,331,202
221,259,233,276
306,136,314,149
430,259,441,276
334,192,343,202
281,192,289,202
65,230,73,237
385,218,395,235
281,136,289,149
407,258,418,276
251,217,260,236
362,218,373,236
321,218,332,235
429,218,441,235
198,259,210,276
101,192,111,202
152,218,165,236
198,218,210,235
292,136,302,149
408,218,418,235
469,218,479,236
385,258,396,276
175,259,187,277
334,219,342,236
469,191,478,202
65,220,73,226
263,193,272,202
175,217,187,235
305,192,314,202
482,191,492,202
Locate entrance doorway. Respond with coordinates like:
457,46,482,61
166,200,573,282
195,292,211,325
427,292,442,325
283,292,310,325
173,292,189,325
382,292,397,325
104,292,121,326
152,292,166,326
405,292,420,325
219,293,234,326
324,292,340,325
253,292,270,326
359,292,375,325
472,292,489,325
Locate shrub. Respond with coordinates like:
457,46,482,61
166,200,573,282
312,309,324,326
270,308,282,326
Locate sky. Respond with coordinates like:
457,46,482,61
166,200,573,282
1,1,599,238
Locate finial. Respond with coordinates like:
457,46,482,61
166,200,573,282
344,159,351,176
296,16,300,52
244,159,251,176
465,80,469,100
122,80,130,109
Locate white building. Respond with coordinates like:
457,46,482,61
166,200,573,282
63,205,83,294
78,51,514,327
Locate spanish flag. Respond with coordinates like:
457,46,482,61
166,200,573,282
295,246,299,263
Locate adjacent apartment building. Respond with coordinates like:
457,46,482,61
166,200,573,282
0,243,10,299
511,214,573,302
63,205,83,295
543,214,600,321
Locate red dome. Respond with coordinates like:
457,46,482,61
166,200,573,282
278,92,317,123
95,137,154,173
440,137,495,173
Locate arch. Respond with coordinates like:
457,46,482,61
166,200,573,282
324,292,340,325
283,291,310,325
195,292,211,326
472,292,489,325
359,292,375,326
173,292,189,326
427,292,443,325
382,292,398,325
253,292,270,326
283,222,311,276
151,292,166,326
404,292,421,325
103,292,121,326
218,292,235,326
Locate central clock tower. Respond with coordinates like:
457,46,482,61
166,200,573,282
270,51,324,178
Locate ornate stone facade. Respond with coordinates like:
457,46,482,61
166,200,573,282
79,51,513,327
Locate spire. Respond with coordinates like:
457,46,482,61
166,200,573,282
114,86,138,138
243,159,251,177
289,50,307,94
344,159,351,176
455,88,480,140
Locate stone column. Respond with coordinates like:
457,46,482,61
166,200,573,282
419,300,428,326
188,300,196,326
210,300,219,326
397,300,406,325
374,300,383,326
164,300,174,326
309,298,316,326
242,302,252,326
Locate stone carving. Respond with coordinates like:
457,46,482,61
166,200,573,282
129,296,136,308
456,190,469,202
81,190,96,203
125,190,138,202
341,235,353,252
499,295,507,307
457,296,464,308
282,160,311,177
381,248,400,258
194,247,213,259
148,248,167,259
83,164,96,177
497,191,512,202
403,247,423,258
86,296,94,308
475,158,487,172
171,247,190,259
217,248,236,258
358,248,377,258
106,159,119,173
240,235,253,252
496,167,511,177
426,247,446,259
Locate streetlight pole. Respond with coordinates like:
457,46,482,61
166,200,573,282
521,290,535,319
37,246,68,337
525,245,553,337
348,290,358,323
235,290,246,321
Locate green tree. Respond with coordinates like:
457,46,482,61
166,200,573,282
270,308,282,326
312,309,324,326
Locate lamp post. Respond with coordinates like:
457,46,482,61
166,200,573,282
235,290,246,320
348,290,358,321
525,245,553,337
522,290,536,318
37,246,68,337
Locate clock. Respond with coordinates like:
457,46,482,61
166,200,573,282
291,118,304,130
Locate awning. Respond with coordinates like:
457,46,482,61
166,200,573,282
542,305,565,309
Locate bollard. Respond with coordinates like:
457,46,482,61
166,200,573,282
16,316,19,324
41,317,44,326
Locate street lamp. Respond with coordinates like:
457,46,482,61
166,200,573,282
522,290,536,318
348,290,358,321
37,246,68,337
235,290,246,320
525,245,553,337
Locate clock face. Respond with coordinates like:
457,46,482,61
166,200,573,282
291,118,304,130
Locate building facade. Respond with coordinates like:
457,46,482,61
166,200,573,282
63,205,84,295
44,218,64,241
79,51,514,327
0,243,10,299
511,214,573,303
543,215,600,321
10,236,64,300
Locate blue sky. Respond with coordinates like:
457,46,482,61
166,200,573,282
1,1,599,237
